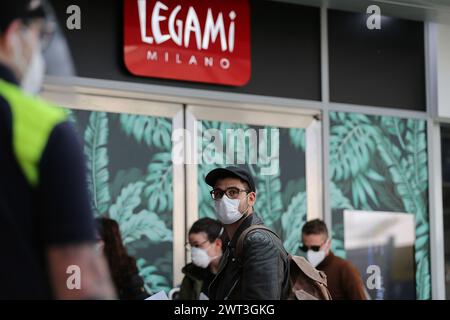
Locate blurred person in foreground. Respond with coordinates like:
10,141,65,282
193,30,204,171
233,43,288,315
96,217,150,300
301,219,367,300
179,217,226,300
0,0,114,299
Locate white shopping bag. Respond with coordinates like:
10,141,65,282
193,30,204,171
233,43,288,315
145,290,169,300
199,292,209,300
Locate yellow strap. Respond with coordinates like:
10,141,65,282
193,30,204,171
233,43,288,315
0,80,67,186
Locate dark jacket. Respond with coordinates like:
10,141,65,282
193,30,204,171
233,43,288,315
208,214,290,300
117,268,150,300
179,263,216,300
316,252,367,300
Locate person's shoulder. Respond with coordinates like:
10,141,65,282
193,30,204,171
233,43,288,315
332,254,361,275
331,254,350,266
244,226,280,249
1,81,67,123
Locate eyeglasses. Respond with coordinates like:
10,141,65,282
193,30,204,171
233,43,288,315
185,239,209,251
210,187,250,200
299,244,323,252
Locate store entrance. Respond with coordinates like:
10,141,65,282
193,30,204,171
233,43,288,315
42,84,322,294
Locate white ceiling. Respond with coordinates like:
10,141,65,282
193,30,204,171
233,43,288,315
270,0,450,24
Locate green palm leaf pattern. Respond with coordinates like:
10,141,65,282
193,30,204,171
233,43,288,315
120,114,172,150
330,181,354,211
379,116,406,149
416,253,431,300
330,113,378,181
281,191,307,253
109,181,172,244
254,171,283,229
109,181,144,225
137,258,171,294
330,112,431,299
331,223,346,259
351,169,385,209
289,128,306,151
145,152,173,213
330,182,353,258
253,127,282,229
405,119,428,194
373,130,427,221
75,111,174,294
198,163,218,219
84,112,110,216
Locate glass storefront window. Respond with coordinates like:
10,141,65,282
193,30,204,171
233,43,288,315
71,110,175,294
330,112,431,299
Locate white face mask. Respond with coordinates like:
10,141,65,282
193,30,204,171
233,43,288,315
306,250,326,268
10,28,46,95
215,195,249,225
191,247,211,268
21,43,45,95
191,245,221,269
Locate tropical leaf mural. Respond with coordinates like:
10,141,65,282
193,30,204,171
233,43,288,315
73,111,174,294
329,113,378,181
137,258,170,294
120,114,172,150
330,111,431,300
289,128,306,151
281,191,307,253
109,181,172,244
84,112,111,216
72,108,431,300
145,152,173,213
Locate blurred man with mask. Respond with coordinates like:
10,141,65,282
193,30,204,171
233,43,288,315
206,166,290,300
0,1,115,299
301,219,367,300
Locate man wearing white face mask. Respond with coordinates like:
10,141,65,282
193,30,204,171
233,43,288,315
206,166,290,300
179,218,226,300
301,219,367,300
0,1,115,299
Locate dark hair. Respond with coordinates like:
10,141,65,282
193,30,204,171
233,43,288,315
302,219,329,238
0,1,46,33
189,217,226,243
96,217,139,295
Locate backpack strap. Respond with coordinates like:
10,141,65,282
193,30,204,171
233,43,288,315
289,255,328,286
235,225,281,264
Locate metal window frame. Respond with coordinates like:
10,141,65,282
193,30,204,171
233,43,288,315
425,22,447,300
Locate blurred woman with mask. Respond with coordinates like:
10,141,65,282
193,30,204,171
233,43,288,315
179,218,226,300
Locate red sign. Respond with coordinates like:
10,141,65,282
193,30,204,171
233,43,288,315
124,0,251,86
